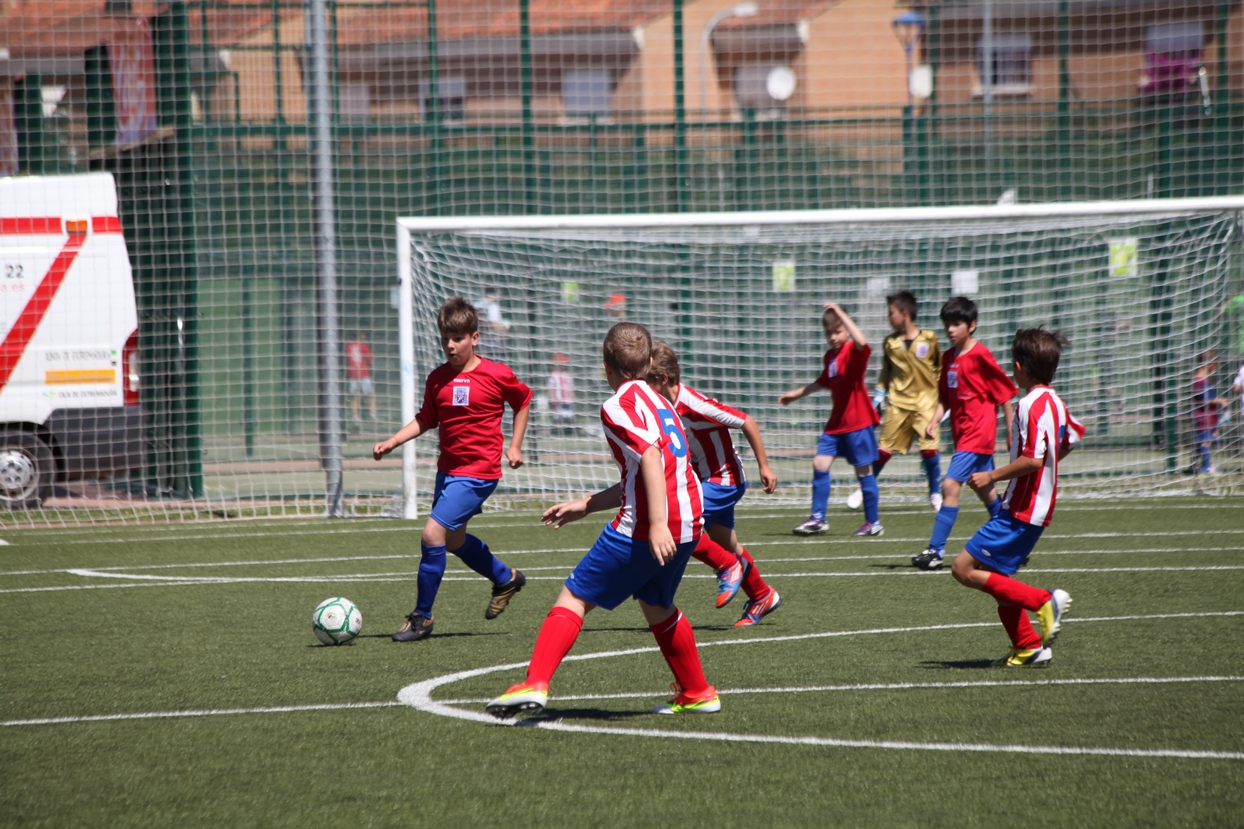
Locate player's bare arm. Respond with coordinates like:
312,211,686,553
825,301,867,346
1002,398,1016,449
927,403,945,437
542,483,623,528
372,418,426,460
968,455,1042,490
506,404,531,469
640,445,676,564
779,382,823,406
741,414,778,493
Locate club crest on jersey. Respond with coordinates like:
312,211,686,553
915,343,930,359
827,360,840,379
452,385,470,406
947,370,959,389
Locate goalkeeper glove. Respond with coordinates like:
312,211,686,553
871,387,886,414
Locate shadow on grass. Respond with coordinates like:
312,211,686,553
515,707,653,724
310,631,510,646
918,658,997,670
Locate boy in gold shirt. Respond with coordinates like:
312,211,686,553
847,291,943,512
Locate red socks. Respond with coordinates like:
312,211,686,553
996,602,1042,650
525,606,583,687
873,448,893,476
649,610,711,696
691,534,738,571
981,572,1051,612
737,547,772,602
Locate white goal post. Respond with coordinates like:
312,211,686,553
396,197,1244,519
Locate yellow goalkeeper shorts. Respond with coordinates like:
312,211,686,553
880,406,940,453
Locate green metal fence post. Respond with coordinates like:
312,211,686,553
521,0,536,214
673,0,688,213
14,74,45,174
427,0,441,215
1056,0,1072,200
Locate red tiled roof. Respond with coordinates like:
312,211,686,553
0,0,292,56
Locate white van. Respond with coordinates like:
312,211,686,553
0,173,142,507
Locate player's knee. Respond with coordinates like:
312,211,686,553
421,520,448,547
949,552,976,585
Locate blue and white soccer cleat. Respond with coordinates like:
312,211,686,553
715,557,749,609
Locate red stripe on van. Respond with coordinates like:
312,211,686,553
0,216,124,235
0,234,87,391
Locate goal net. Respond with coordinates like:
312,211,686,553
395,198,1244,517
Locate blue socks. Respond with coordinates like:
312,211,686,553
987,497,1002,519
414,543,447,618
453,533,511,584
1198,445,1212,474
928,506,959,556
858,474,880,523
811,469,831,521
415,535,511,618
922,454,942,495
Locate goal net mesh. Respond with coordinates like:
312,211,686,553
400,207,1242,509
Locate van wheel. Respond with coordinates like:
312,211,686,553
0,432,55,509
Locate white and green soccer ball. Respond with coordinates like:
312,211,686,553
312,597,362,645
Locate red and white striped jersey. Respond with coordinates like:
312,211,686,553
674,384,748,487
547,371,575,406
1003,385,1078,527
600,379,703,543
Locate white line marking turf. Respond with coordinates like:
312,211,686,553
396,612,1244,761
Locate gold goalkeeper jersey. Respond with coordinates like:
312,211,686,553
879,329,941,413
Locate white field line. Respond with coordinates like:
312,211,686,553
5,561,1244,594
0,701,403,728
2,503,1241,546
435,674,1244,705
397,612,1244,761
3,537,1241,580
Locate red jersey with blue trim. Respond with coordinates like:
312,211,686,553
674,383,748,487
600,379,703,544
939,343,1018,454
415,357,532,480
815,340,879,434
1004,385,1077,527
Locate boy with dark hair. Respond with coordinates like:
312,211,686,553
1192,350,1228,477
949,327,1079,667
911,297,1017,570
847,290,943,513
779,302,884,537
373,296,531,641
646,340,781,626
487,322,718,719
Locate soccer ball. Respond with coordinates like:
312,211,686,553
312,597,362,645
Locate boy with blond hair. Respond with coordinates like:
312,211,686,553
487,322,719,719
949,327,1080,667
779,302,884,537
373,296,531,641
646,340,782,627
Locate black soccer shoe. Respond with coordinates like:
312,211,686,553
392,612,434,642
485,569,526,620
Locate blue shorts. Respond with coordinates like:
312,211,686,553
701,481,747,530
817,428,879,468
428,472,498,531
1195,430,1218,445
946,451,995,483
964,510,1045,575
565,524,697,611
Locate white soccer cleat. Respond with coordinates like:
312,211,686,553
930,493,943,512
846,487,864,511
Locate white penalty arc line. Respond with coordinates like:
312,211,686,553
396,611,1244,762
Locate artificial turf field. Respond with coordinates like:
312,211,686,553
1,497,1242,828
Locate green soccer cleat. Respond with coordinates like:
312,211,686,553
653,686,721,715
1036,589,1072,646
486,682,549,719
994,647,1053,668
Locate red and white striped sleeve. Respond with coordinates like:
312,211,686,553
679,385,746,429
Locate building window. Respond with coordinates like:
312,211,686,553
419,76,465,125
1139,23,1205,101
562,69,611,119
732,65,794,115
975,34,1032,97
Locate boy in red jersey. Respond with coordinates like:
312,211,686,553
487,322,718,719
779,302,884,537
373,297,532,642
646,340,781,626
949,328,1079,667
911,297,1018,570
